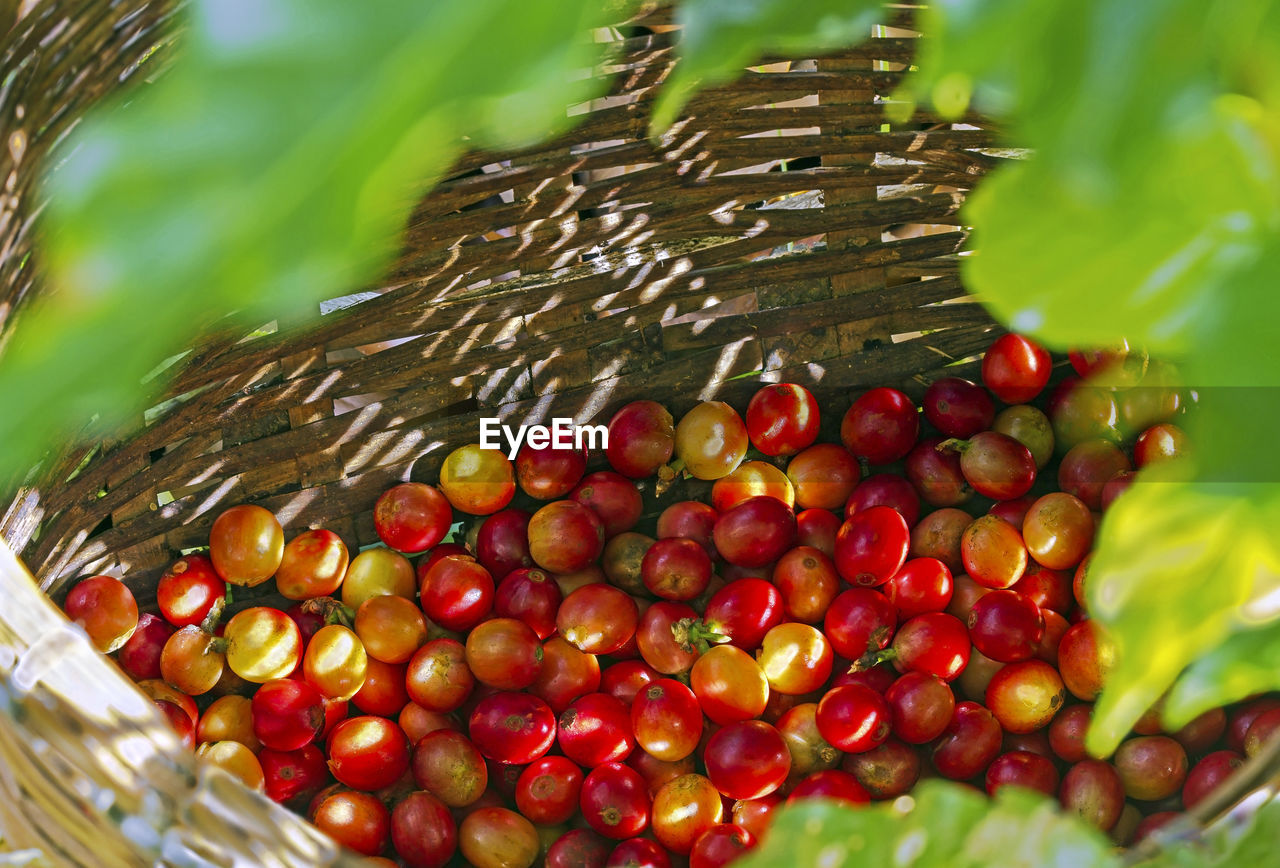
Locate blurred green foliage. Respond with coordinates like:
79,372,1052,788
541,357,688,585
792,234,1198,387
910,0,1280,360
737,783,1120,868
0,0,618,476
649,0,883,132
739,764,1280,868
1083,477,1280,753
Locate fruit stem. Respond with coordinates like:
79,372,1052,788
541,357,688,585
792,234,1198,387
199,596,227,635
850,647,897,673
300,596,356,629
936,438,971,454
655,458,687,497
671,617,729,654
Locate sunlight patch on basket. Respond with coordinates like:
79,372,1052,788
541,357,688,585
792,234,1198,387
625,226,657,252
97,738,147,793
115,730,169,770
302,370,342,405
192,478,239,521
580,381,619,423
12,623,92,694
709,203,740,226
184,458,227,490
655,117,694,150
664,130,708,163
624,260,657,292
477,367,531,407
545,183,586,221
593,356,627,382
419,330,452,361
520,392,559,429
639,258,694,302
457,322,491,358
677,152,711,177
549,215,584,253
596,212,624,234
158,827,199,867
339,403,382,447
552,241,585,269
592,290,622,311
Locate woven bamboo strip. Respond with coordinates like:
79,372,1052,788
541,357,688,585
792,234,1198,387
0,539,367,865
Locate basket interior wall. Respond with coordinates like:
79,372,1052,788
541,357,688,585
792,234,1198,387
1,6,1011,597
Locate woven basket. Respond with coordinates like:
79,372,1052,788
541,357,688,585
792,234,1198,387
6,1,1270,866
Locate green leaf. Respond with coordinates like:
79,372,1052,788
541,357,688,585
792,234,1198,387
1144,473,1280,731
651,0,884,134
905,0,1280,432
910,0,1280,354
962,113,1272,357
736,782,1118,868
960,788,1121,868
0,0,619,478
736,782,982,868
1085,477,1280,755
1164,624,1280,728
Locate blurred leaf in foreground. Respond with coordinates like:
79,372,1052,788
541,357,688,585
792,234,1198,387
1084,476,1280,755
908,0,1280,356
1166,624,1280,728
650,0,883,134
0,0,619,478
737,782,1118,868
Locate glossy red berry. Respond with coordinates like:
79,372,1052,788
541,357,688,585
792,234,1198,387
815,684,892,754
841,388,919,465
982,334,1053,404
834,506,909,587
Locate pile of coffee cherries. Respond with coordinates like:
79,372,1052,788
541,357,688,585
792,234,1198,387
61,334,1278,867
